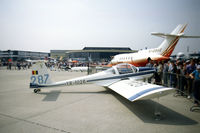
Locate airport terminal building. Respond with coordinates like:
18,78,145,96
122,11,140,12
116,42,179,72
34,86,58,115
0,50,50,62
51,47,137,62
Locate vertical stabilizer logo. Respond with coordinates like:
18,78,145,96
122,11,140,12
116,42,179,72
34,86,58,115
32,71,38,75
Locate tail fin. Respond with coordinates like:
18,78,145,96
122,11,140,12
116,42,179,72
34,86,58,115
152,24,187,57
30,61,52,88
152,24,200,57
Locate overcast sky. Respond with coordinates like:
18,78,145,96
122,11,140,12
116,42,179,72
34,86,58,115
0,0,200,55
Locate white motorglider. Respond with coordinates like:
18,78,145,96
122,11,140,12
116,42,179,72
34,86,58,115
30,62,174,102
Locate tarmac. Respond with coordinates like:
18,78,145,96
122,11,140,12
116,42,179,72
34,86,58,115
0,68,200,133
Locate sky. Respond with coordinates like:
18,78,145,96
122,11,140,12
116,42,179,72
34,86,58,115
0,0,200,55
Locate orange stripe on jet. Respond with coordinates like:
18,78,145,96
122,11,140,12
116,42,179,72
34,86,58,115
162,38,179,57
161,36,179,56
163,37,179,56
180,24,187,33
163,39,179,57
161,24,187,56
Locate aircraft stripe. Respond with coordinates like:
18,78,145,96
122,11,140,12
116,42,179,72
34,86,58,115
163,39,179,56
161,37,179,56
161,24,187,56
162,36,179,56
128,86,166,101
179,24,187,33
165,38,179,56
161,37,177,56
162,37,179,56
138,67,154,71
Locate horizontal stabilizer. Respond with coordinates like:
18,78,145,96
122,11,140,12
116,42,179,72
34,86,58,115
151,32,200,38
179,35,200,38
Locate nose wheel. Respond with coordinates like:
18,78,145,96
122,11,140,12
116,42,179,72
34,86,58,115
34,88,41,93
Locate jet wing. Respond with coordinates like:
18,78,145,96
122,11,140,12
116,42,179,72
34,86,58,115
108,79,175,102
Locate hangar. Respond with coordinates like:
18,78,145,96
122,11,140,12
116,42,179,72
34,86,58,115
51,47,137,62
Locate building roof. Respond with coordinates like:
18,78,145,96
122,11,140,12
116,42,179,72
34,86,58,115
82,47,132,51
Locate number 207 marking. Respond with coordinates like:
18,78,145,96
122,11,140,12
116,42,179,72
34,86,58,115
31,74,49,84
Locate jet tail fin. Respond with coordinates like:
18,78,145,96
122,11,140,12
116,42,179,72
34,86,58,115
30,61,52,88
150,24,200,57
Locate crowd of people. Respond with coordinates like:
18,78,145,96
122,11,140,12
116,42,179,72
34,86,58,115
147,58,200,106
0,61,31,70
0,60,96,71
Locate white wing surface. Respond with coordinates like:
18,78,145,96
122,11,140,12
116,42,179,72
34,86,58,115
108,79,175,102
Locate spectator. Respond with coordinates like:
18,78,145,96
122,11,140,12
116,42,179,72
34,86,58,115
177,62,185,95
189,65,200,106
17,61,21,70
163,60,169,86
146,58,154,68
155,61,163,85
169,61,177,88
146,58,154,83
186,59,196,98
8,62,12,70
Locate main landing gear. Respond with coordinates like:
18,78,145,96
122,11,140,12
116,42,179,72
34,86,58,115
34,88,41,93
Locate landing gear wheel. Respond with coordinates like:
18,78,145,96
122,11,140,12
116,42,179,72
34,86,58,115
34,89,37,93
34,89,41,93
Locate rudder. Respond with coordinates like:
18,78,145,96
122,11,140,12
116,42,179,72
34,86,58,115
30,61,52,88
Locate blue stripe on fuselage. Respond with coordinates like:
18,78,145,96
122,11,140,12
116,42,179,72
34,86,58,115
128,86,165,101
138,67,155,72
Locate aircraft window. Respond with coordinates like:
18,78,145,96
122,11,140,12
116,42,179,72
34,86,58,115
106,68,116,74
112,69,116,74
132,66,138,73
116,64,134,74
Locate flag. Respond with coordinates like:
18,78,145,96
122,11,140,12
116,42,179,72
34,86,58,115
32,71,38,75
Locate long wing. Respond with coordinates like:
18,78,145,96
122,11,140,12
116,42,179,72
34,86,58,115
108,79,175,102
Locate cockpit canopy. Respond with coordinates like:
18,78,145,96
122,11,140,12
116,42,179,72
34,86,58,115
106,63,138,75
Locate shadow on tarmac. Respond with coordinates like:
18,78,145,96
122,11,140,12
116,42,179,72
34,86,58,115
38,90,109,101
37,89,197,125
41,90,61,101
111,91,198,125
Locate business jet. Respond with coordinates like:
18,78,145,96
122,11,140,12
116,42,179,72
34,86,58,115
109,24,200,67
30,61,174,102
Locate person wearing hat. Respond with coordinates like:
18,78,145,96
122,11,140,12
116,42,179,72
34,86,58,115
189,65,200,106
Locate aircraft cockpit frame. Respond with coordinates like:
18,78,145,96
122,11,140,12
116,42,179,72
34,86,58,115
106,63,138,75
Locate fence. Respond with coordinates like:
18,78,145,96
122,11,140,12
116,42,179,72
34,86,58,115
154,71,200,111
